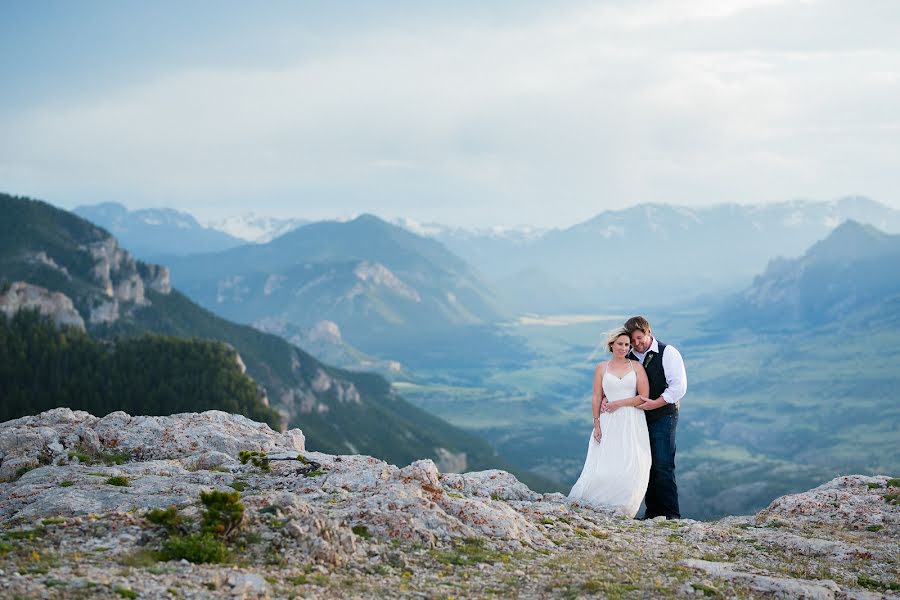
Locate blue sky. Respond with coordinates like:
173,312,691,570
2,0,899,227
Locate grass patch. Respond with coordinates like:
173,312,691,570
105,476,130,487
866,524,883,532
351,525,372,539
229,479,247,492
59,481,74,488
691,582,721,596
69,444,131,466
306,469,326,477
14,465,35,480
119,548,162,568
288,574,309,585
883,491,900,505
432,537,509,566
3,528,45,541
114,586,138,599
41,518,65,526
161,533,228,564
858,574,900,591
886,478,900,487
238,450,271,472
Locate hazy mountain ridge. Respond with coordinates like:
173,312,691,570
432,196,900,311
0,193,551,488
725,220,900,328
74,202,247,259
164,214,510,357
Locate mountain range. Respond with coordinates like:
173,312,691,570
0,192,551,489
161,215,514,364
73,202,246,259
77,196,900,317
428,196,900,311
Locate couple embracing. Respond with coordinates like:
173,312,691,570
569,316,687,519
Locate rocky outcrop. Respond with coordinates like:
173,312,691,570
138,262,172,295
76,238,171,324
0,282,85,330
0,410,897,599
351,261,421,302
26,251,71,279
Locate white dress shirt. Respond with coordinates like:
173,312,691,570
631,336,687,405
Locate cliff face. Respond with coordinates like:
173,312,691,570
0,410,897,599
0,282,85,330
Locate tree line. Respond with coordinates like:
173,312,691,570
0,309,282,428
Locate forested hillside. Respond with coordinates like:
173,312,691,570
0,309,281,427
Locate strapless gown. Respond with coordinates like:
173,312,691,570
568,367,651,517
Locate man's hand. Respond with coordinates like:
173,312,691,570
637,397,666,411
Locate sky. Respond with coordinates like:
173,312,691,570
1,0,899,228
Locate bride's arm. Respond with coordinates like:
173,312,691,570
591,363,605,440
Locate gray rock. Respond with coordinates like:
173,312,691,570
683,559,842,599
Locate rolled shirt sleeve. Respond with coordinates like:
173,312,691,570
660,345,687,405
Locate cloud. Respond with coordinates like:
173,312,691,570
1,0,898,226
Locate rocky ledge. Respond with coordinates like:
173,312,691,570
0,409,897,599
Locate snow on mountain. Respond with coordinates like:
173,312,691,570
205,213,309,243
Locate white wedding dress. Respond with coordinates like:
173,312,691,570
568,361,651,518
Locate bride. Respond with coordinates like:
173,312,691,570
569,327,651,517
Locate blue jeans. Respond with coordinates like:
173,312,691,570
644,411,680,519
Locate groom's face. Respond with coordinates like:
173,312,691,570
630,330,652,353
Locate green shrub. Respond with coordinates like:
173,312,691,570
59,481,74,488
432,537,508,566
145,506,184,535
14,465,34,480
105,476,130,487
351,525,372,539
238,450,271,472
200,490,244,539
161,533,228,564
68,444,131,466
114,586,138,599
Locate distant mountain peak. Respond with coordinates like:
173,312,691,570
805,219,896,264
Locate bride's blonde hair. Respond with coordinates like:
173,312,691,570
606,327,631,352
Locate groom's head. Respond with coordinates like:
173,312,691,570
625,316,653,353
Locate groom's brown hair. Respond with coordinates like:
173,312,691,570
624,316,651,335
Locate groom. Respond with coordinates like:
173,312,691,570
622,316,687,520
